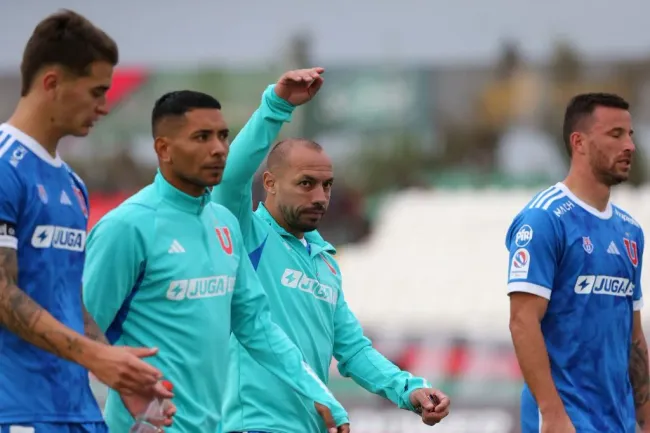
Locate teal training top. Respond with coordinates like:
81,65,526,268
213,85,432,433
82,172,348,433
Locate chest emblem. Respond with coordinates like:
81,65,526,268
216,227,233,255
582,236,594,254
623,238,639,267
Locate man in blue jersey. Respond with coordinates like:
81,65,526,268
507,92,650,433
213,69,451,433
0,10,174,433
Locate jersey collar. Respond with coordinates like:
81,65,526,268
255,202,336,254
155,171,210,214
556,182,613,219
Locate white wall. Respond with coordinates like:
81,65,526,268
338,186,650,339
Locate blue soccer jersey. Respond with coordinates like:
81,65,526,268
506,182,644,433
0,123,103,424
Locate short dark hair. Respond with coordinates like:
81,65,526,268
20,9,119,96
267,138,323,171
562,92,630,156
151,90,222,137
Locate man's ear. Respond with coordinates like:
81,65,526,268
263,171,276,194
154,136,171,163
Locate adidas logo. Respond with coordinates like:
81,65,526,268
60,191,72,206
607,241,620,255
168,240,185,254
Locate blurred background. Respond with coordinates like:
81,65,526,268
5,0,650,431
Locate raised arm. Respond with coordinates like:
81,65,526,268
228,224,349,431
212,68,324,236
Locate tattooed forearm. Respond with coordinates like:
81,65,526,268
82,305,107,344
630,336,650,428
0,247,88,362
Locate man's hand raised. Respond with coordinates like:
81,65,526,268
274,67,325,106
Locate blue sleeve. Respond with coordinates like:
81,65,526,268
633,229,645,311
0,161,22,249
333,288,431,412
229,226,349,427
505,209,562,300
211,85,294,240
82,215,148,337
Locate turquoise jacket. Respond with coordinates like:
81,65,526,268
82,172,348,433
213,85,431,433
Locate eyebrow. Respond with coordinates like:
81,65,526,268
193,128,230,136
300,175,334,183
608,126,634,135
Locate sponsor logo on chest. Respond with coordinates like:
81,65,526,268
280,268,338,305
31,225,85,252
166,275,236,301
574,275,635,298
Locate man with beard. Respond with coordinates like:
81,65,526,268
212,67,451,433
82,89,349,433
506,93,650,433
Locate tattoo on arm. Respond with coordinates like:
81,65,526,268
81,289,107,344
630,337,650,427
0,247,85,360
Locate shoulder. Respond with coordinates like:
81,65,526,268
506,185,568,250
0,137,30,170
612,204,644,244
92,186,160,239
612,205,642,231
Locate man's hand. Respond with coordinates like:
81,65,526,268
121,381,176,430
410,388,450,426
84,345,165,395
541,411,576,433
315,402,350,433
274,67,325,106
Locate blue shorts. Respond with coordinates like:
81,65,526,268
0,423,107,433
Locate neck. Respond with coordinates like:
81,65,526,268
264,198,304,239
8,97,61,157
563,164,611,212
160,166,205,197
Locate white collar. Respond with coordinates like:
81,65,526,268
555,181,613,219
0,123,62,167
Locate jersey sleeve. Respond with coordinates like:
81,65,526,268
506,209,562,300
211,85,294,241
229,225,349,427
0,161,22,249
82,215,148,338
333,287,431,412
633,229,645,311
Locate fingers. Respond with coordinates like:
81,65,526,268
431,389,451,413
283,67,325,83
152,380,175,399
410,389,435,413
309,76,325,95
338,424,351,433
162,401,176,427
421,408,449,426
314,403,336,429
125,346,159,358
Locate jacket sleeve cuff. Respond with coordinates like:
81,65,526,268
399,377,433,412
262,84,295,120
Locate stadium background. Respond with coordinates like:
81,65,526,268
5,1,650,432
